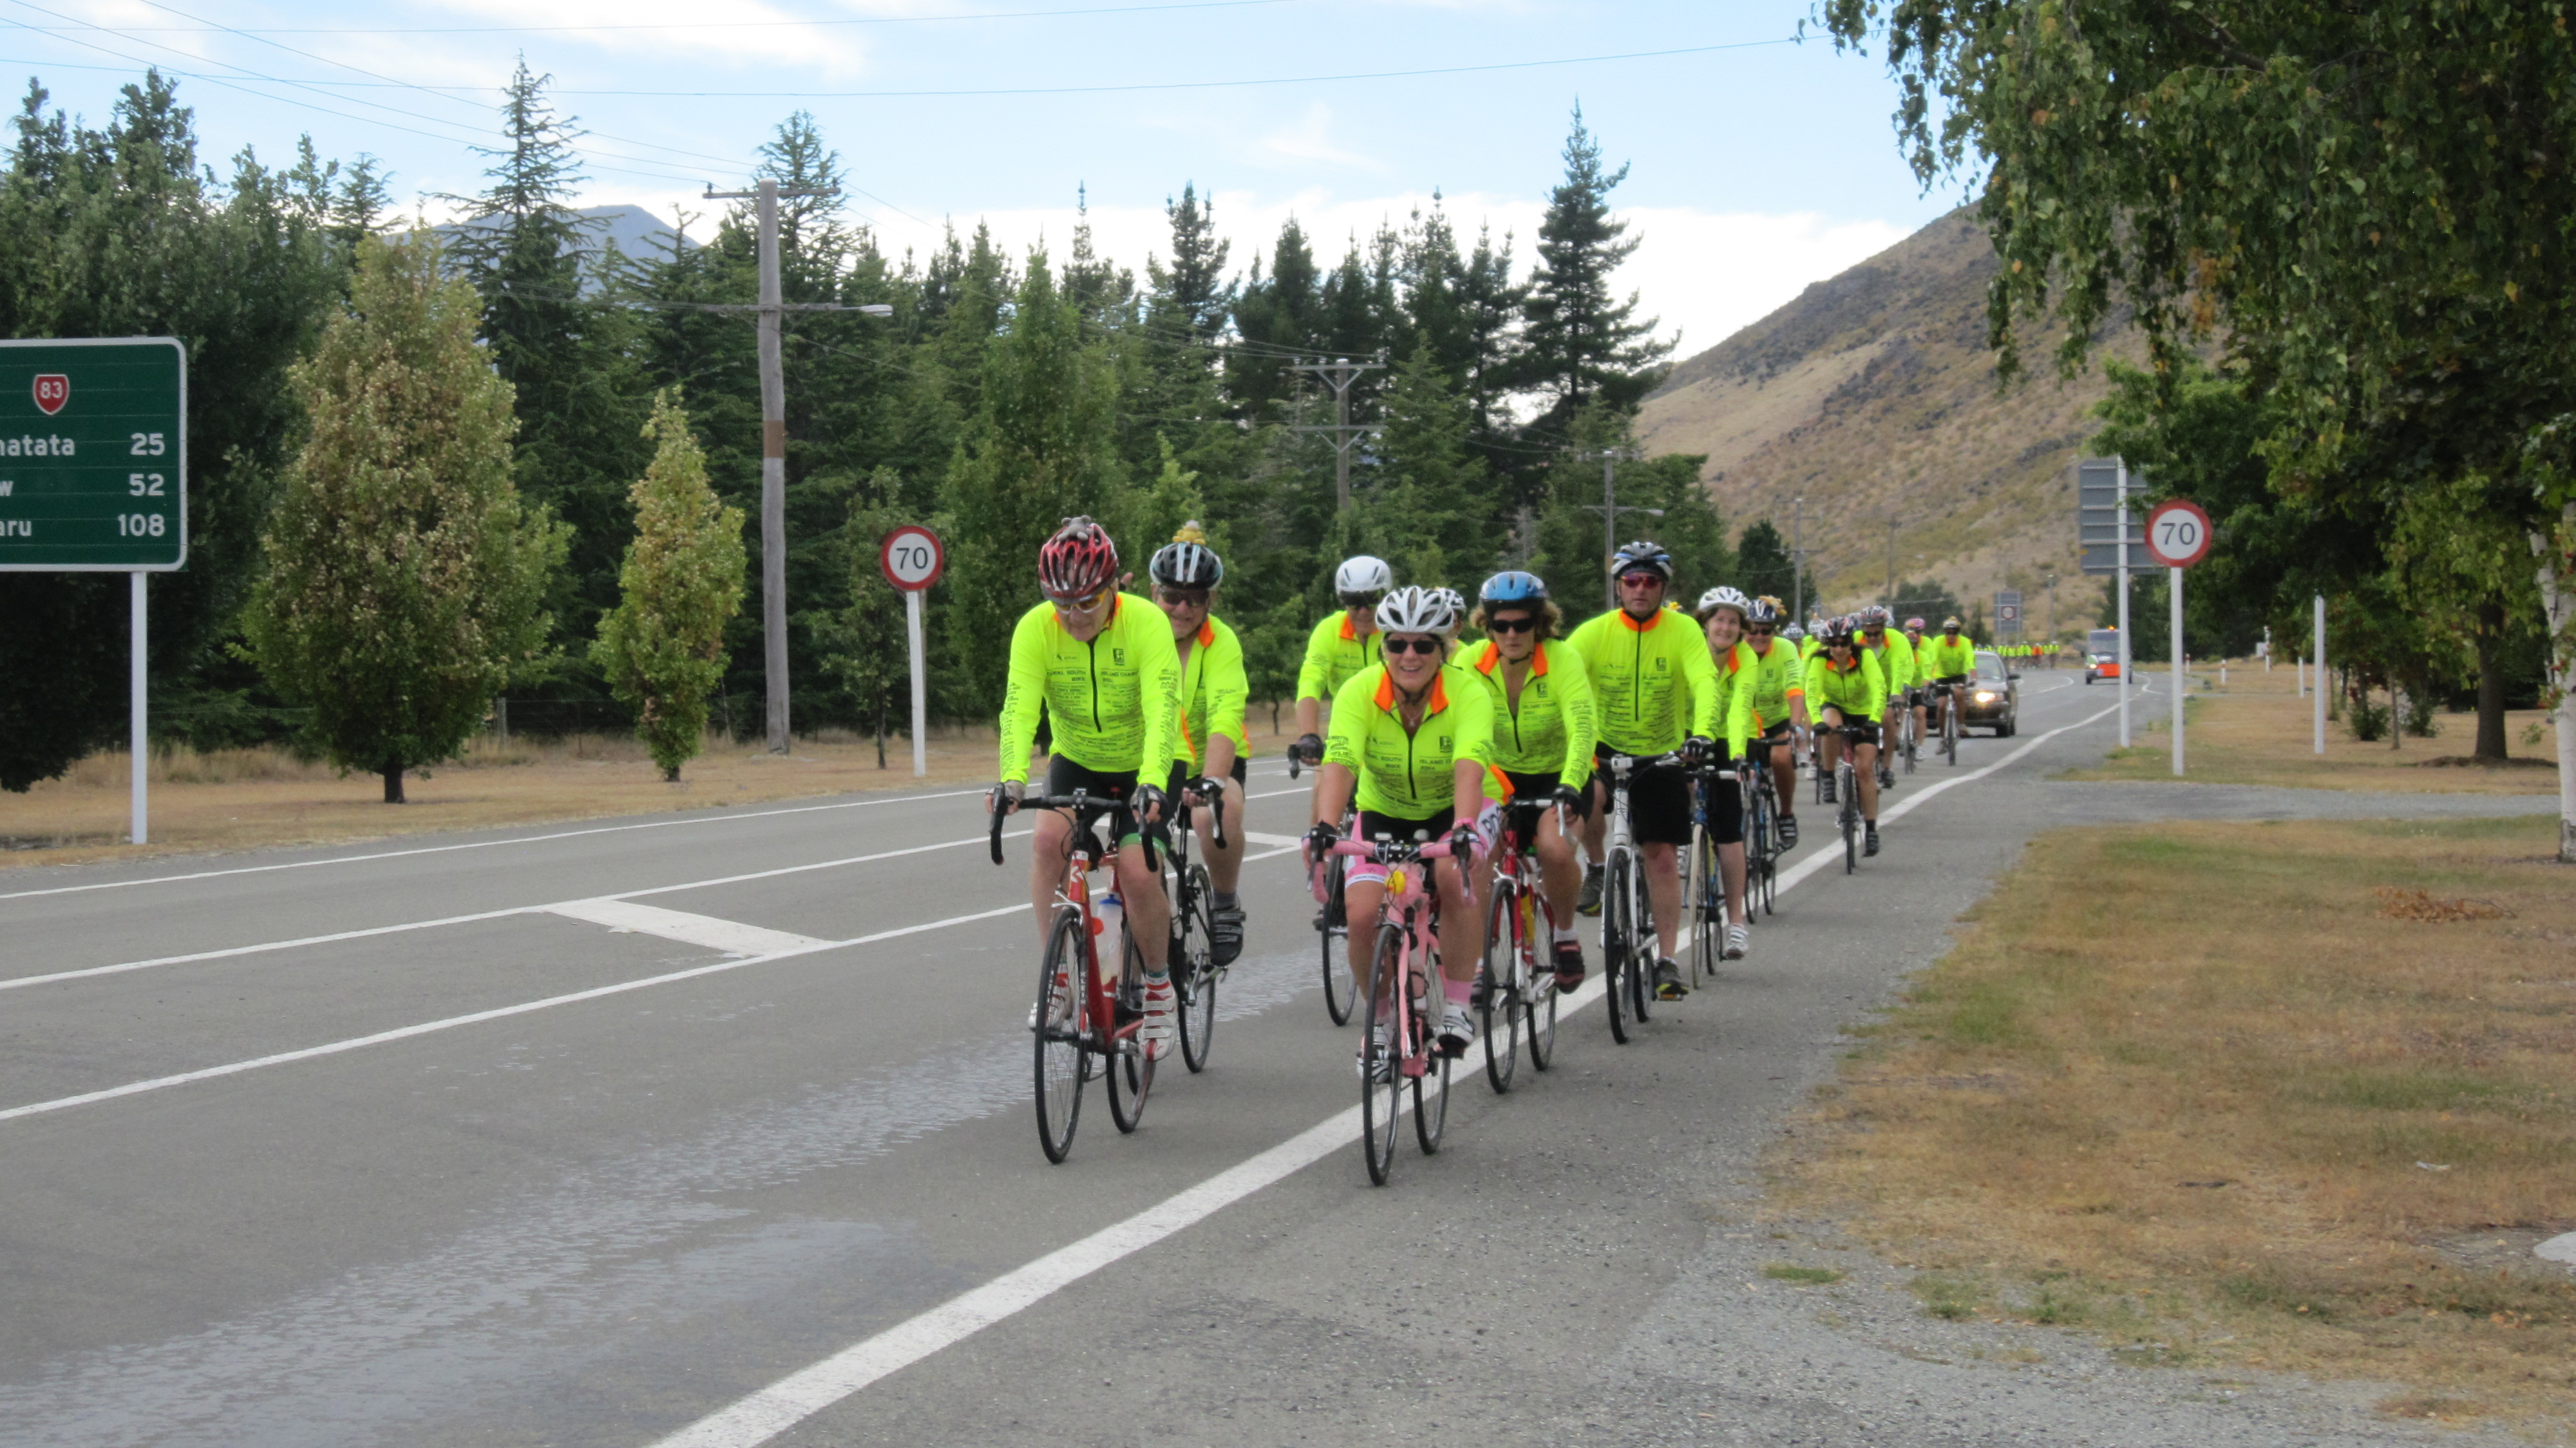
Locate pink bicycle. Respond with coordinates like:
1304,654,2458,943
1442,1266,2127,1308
1327,835,1459,1186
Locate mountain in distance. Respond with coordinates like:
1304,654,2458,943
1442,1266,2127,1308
1638,208,2139,632
431,204,697,275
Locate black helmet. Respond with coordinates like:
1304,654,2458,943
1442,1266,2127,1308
1148,521,1223,588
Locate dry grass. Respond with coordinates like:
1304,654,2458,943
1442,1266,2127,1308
1770,814,2576,1432
0,712,1305,870
2059,661,2562,795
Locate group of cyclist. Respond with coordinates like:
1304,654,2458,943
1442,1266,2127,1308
989,513,1985,1069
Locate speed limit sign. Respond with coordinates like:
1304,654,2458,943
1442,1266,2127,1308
879,525,943,591
2145,499,2212,569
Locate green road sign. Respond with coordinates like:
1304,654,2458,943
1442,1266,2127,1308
0,338,186,571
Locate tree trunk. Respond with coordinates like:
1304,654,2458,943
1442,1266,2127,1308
875,695,887,770
2532,504,2576,863
381,760,405,804
2473,601,2509,761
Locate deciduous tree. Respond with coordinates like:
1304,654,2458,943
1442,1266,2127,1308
591,390,746,781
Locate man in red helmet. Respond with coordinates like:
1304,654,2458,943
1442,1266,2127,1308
995,517,1187,1059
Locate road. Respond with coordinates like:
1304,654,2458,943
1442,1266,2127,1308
0,675,2551,1448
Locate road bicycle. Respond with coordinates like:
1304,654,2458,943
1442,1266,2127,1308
1596,750,1685,1044
1825,724,1866,875
1899,694,1922,775
1476,799,1566,1092
1290,751,1359,1027
1163,777,1231,1074
1328,834,1459,1185
1741,750,1779,917
991,789,1161,1163
1933,681,1962,765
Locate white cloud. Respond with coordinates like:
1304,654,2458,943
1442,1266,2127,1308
1258,103,1379,171
403,0,875,74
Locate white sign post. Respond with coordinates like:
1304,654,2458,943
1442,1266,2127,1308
2314,594,2327,754
878,526,945,777
2146,499,2212,776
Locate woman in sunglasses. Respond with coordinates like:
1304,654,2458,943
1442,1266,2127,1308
1691,586,1763,962
1307,586,1501,1058
1805,619,1889,857
1150,523,1249,965
1462,570,1597,991
1736,596,1806,850
994,517,1186,1058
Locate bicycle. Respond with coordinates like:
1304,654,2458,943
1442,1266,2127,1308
1827,725,1864,875
1596,750,1685,1044
1933,681,1961,765
1329,834,1459,1185
1899,693,1921,775
1476,799,1566,1092
991,789,1162,1163
1163,777,1231,1074
1291,748,1359,1027
1741,750,1778,917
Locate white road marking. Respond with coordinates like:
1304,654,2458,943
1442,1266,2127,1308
1241,831,1303,846
547,900,826,956
0,786,994,902
646,707,2132,1447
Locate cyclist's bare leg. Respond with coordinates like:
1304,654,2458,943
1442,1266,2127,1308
1768,745,1797,820
1197,787,1244,894
1434,856,1483,984
1343,877,1386,1002
1535,810,1582,926
1580,776,1610,864
1110,838,1171,973
1819,722,1845,779
1642,841,1682,962
1719,840,1747,926
1855,743,1881,821
1027,808,1077,940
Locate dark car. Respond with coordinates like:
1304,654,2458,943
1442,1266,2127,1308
1962,649,2020,736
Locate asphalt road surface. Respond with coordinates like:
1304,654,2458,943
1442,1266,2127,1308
1,675,2553,1448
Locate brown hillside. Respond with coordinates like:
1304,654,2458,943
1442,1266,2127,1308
1638,209,2136,634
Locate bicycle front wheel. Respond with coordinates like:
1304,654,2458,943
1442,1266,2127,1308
1479,884,1519,1094
1033,909,1088,1164
1320,855,1355,1027
1840,767,1859,874
1943,704,1958,765
1176,863,1217,1074
1360,924,1405,1185
1689,824,1721,986
1105,927,1153,1134
1524,884,1560,1070
1604,852,1636,1045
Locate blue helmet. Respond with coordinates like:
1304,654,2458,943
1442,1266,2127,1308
1479,570,1549,604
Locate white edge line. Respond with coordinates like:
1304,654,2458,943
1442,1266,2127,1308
642,701,2129,1448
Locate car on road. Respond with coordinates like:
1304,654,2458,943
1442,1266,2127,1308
2083,627,2123,683
1964,649,2020,736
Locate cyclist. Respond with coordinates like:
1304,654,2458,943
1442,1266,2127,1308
996,517,1186,1058
1150,523,1248,966
1806,618,1888,857
1432,586,1470,657
1462,570,1596,992
1919,615,1978,746
1291,555,1393,767
1692,586,1762,962
1858,605,1913,790
1900,616,1932,751
1307,586,1501,1059
1569,541,1719,1002
1741,595,1807,850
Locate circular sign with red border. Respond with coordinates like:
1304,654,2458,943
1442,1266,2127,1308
880,525,944,592
2145,499,2213,568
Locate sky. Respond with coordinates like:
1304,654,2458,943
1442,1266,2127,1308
1,0,1973,361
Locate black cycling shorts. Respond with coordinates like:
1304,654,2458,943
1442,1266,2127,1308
1162,753,1249,803
1355,806,1454,846
1593,745,1692,847
1045,756,1141,842
1701,768,1743,846
1832,721,1883,748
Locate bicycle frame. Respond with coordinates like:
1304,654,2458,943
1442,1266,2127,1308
1330,835,1455,1081
1597,750,1686,1040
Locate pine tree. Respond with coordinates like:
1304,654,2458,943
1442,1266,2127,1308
245,233,568,803
591,390,747,781
1356,343,1495,588
1734,519,1796,604
1517,107,1672,432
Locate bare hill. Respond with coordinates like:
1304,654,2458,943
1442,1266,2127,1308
1638,209,2132,631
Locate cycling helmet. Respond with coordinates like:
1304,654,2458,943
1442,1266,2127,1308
1941,614,1963,632
1822,618,1859,646
1905,616,1927,631
1037,516,1119,601
1860,604,1893,629
1479,570,1548,604
1372,584,1455,636
1609,540,1673,580
1334,555,1394,596
1148,521,1224,588
1697,585,1753,619
1430,587,1468,625
1782,622,1807,642
1746,597,1783,625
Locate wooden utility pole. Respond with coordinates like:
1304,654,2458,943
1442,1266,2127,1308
1291,354,1386,511
1579,447,1651,609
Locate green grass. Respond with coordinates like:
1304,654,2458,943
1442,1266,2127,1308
1762,1263,1844,1286
1911,1274,1982,1320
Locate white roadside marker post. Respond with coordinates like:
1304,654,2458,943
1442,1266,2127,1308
131,569,147,844
2314,595,2327,754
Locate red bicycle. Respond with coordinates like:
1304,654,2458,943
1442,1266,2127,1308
1328,834,1459,1186
992,790,1159,1163
1476,799,1566,1092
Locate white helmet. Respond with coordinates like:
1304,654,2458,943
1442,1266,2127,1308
1430,587,1468,631
1334,555,1393,596
1372,584,1455,636
1696,586,1752,618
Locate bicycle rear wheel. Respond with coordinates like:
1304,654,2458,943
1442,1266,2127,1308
1033,910,1088,1163
1105,926,1154,1134
1839,764,1859,874
1175,863,1217,1074
1603,851,1636,1044
1524,888,1560,1071
1320,855,1355,1026
1745,777,1775,917
1479,884,1519,1094
1628,859,1655,1024
1688,824,1721,986
1360,924,1405,1185
1942,701,1958,765
1414,1026,1450,1154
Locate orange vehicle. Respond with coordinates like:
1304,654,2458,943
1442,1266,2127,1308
2083,627,2123,683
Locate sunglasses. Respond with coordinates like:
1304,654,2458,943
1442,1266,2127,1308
1618,573,1665,587
1748,624,1776,635
1383,636,1443,656
1484,614,1537,634
1340,592,1385,609
1049,588,1111,615
1156,587,1210,607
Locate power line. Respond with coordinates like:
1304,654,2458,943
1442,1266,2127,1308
52,0,1300,36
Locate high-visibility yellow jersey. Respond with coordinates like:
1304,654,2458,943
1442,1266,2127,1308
997,595,1181,784
1920,634,1976,680
1566,604,1721,756
1462,638,1596,792
1804,649,1888,721
1323,662,1503,817
1294,610,1383,703
1742,636,1805,731
1174,614,1249,767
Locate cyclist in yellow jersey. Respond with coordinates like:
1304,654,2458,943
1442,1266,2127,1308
994,518,1186,1058
1291,554,1392,767
1307,586,1503,1058
1461,570,1596,992
1918,615,1978,742
1148,524,1249,965
1739,596,1808,849
1806,618,1888,856
1567,540,1721,1002
1858,605,1912,790
1900,616,1933,754
1693,586,1764,964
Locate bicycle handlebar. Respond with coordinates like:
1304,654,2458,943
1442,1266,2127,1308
1324,837,1458,864
987,789,1166,871
1184,777,1229,852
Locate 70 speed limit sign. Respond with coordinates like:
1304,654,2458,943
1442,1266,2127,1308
879,525,943,591
2146,499,2212,568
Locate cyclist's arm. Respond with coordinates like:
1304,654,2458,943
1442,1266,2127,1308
1317,669,1373,821
1204,620,1250,778
1445,665,1508,807
1130,600,1184,794
1679,629,1722,742
1552,642,1599,791
1293,613,1340,740
996,606,1052,785
1862,652,1889,720
1721,645,1756,756
1786,668,1812,730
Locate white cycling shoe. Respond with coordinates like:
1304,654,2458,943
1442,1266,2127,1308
1137,975,1176,1062
1723,924,1750,960
1438,1000,1476,1056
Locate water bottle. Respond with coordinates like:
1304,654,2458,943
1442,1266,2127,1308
1092,888,1125,991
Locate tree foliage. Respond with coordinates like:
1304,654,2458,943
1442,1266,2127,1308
591,390,746,781
245,234,566,802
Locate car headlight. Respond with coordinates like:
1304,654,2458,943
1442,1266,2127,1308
1973,691,1998,703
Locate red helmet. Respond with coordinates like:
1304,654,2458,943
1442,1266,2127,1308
1037,517,1119,602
